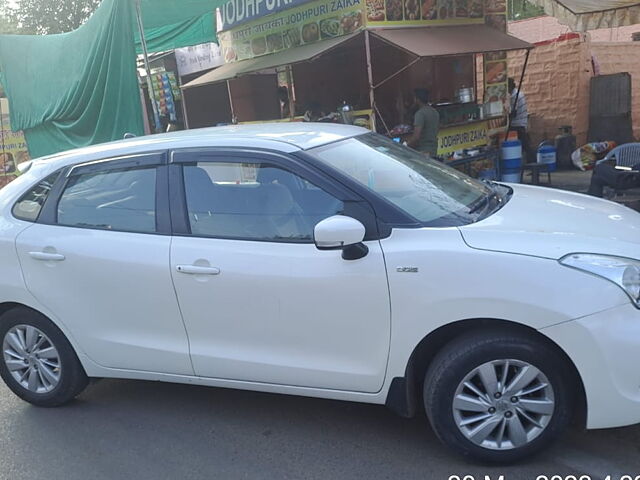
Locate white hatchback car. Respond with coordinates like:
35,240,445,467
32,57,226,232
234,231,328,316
1,124,639,463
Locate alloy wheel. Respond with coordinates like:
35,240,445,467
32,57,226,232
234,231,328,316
452,359,555,450
2,324,61,394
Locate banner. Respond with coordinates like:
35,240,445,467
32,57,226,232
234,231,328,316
437,120,488,155
175,43,224,77
0,98,30,179
220,0,317,30
365,0,484,26
218,0,364,62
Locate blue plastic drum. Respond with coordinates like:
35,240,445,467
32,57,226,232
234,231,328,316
501,140,522,183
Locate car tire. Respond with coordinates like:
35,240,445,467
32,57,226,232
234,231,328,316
0,307,89,407
423,329,574,463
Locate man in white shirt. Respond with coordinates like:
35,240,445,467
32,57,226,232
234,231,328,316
509,78,532,161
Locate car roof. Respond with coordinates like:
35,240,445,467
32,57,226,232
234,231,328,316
26,123,369,172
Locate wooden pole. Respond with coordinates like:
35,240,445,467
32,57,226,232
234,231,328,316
135,0,162,133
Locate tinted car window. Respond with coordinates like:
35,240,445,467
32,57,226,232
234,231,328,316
57,167,157,233
183,162,343,242
13,171,61,222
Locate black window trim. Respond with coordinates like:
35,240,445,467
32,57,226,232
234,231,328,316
11,169,65,224
169,147,384,243
37,151,171,236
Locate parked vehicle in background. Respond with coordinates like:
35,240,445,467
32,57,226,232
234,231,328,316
1,124,640,463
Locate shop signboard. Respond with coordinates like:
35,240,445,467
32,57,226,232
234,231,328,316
0,98,30,182
365,0,484,26
437,120,488,155
220,0,317,30
218,0,364,62
175,43,224,77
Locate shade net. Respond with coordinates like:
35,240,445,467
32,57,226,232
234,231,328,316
0,0,220,157
530,0,640,31
0,0,143,157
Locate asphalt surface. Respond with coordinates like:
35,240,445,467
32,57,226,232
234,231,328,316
1,379,640,480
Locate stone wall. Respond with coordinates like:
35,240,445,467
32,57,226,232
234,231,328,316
508,36,592,147
591,42,640,140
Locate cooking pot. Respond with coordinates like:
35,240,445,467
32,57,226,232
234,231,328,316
456,87,475,104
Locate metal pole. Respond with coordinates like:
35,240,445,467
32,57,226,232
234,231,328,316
135,0,162,133
507,48,531,136
227,80,237,124
364,30,376,131
177,75,191,130
0,98,6,160
286,65,295,120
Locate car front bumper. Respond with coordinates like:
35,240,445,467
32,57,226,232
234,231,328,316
542,302,640,429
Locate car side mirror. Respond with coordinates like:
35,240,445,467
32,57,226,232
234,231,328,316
314,215,369,261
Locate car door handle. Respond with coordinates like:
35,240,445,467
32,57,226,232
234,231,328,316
28,252,66,262
176,265,221,275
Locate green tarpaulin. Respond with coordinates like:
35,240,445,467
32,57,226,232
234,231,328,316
0,0,142,157
136,0,218,53
135,11,216,54
140,0,218,29
0,0,220,158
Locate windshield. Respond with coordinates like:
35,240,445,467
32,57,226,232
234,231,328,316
308,133,497,225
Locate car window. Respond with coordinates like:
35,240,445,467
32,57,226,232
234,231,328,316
183,162,344,242
12,171,62,222
308,133,491,225
57,167,157,233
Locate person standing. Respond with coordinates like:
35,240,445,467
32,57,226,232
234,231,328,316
407,88,440,156
509,78,532,161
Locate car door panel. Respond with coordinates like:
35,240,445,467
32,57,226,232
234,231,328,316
171,237,390,392
15,156,193,375
169,151,391,393
16,226,193,374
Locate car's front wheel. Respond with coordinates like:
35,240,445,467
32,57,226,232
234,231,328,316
423,330,575,463
0,307,89,407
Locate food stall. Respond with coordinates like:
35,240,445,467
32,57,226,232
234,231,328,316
182,0,532,178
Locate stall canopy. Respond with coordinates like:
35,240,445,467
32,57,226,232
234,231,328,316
183,33,361,89
370,25,532,58
530,0,640,31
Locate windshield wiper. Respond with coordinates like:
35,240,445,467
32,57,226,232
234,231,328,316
469,190,500,215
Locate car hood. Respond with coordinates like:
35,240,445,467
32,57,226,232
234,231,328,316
459,184,640,260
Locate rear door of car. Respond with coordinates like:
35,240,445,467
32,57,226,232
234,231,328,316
14,152,193,375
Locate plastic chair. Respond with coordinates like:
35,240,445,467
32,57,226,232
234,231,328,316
596,143,640,199
598,143,640,168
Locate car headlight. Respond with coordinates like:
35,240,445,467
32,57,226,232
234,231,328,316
560,254,640,307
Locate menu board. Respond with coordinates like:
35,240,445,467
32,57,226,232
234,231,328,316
365,0,484,26
218,0,365,62
484,0,507,32
483,0,508,132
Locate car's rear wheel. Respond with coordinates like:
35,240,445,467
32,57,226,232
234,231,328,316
423,330,574,463
0,307,89,407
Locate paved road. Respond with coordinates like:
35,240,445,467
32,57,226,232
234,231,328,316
1,379,639,480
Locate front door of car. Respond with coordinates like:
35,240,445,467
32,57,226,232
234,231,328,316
14,153,193,375
169,150,391,393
